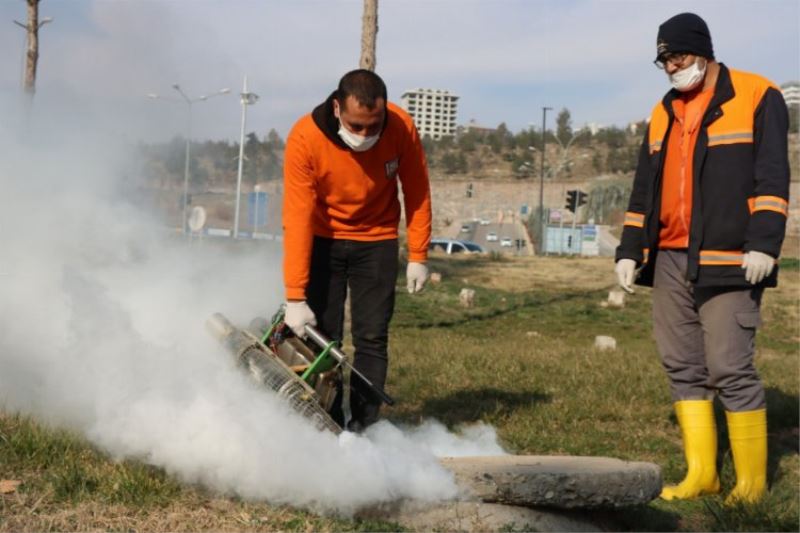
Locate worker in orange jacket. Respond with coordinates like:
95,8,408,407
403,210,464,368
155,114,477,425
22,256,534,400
282,69,432,431
615,13,790,504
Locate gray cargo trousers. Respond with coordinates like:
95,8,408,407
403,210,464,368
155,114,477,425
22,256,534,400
652,250,766,412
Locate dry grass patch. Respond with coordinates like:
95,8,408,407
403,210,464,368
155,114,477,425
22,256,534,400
427,254,616,292
0,498,362,532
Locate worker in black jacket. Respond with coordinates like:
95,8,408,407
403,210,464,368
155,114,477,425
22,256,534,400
614,13,789,504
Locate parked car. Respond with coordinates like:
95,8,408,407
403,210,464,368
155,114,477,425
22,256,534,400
479,218,491,226
429,238,485,255
462,241,485,253
460,223,471,233
501,237,513,247
486,231,498,241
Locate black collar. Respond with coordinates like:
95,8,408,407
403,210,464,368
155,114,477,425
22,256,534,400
312,92,350,149
311,92,391,151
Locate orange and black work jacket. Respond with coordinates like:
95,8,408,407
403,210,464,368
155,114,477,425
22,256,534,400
282,94,432,300
616,64,790,287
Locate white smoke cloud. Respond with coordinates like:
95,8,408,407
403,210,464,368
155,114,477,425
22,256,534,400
0,97,504,515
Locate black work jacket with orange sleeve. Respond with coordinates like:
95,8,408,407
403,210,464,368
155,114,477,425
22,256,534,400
615,64,790,288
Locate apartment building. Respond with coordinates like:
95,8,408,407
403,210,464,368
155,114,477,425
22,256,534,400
781,81,799,107
400,88,459,140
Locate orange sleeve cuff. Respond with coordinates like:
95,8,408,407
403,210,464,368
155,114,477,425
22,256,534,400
408,250,428,262
285,287,306,301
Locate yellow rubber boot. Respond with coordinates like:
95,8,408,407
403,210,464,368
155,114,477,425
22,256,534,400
725,409,767,504
660,399,721,500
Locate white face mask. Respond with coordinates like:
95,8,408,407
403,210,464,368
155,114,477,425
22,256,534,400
337,121,380,152
669,58,707,92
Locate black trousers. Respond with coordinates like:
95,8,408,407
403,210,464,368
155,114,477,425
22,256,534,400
305,237,399,428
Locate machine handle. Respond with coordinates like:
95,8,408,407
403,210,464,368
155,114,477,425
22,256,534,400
304,324,396,406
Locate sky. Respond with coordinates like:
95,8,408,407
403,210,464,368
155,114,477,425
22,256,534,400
0,0,797,143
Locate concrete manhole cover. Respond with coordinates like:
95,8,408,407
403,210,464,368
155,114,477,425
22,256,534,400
440,455,662,509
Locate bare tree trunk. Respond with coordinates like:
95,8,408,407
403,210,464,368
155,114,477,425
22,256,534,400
359,0,378,71
24,0,41,96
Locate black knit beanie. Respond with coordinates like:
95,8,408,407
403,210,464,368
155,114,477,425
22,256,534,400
656,13,714,61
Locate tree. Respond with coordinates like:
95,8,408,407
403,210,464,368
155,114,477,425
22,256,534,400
495,122,514,150
440,152,467,174
512,156,534,179
243,132,263,185
265,128,285,151
596,126,627,148
359,0,378,71
607,145,638,174
14,0,52,105
550,109,587,179
457,130,479,152
421,137,436,159
556,108,573,147
513,129,541,155
486,132,502,154
591,149,603,173
245,131,260,152
262,129,284,180
164,136,188,179
437,135,455,149
189,156,208,186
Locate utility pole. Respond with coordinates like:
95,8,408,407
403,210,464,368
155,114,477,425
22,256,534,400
14,0,52,107
359,0,378,71
234,75,259,239
538,106,552,253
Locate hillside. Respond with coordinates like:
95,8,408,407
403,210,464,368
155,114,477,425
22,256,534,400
126,121,800,244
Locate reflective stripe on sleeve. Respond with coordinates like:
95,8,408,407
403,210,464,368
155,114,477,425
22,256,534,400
751,195,789,216
699,250,744,266
624,211,645,228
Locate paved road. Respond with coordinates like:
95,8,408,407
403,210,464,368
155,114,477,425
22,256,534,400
597,226,621,256
457,221,530,254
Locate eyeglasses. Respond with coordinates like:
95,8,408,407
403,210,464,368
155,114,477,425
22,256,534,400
654,53,689,70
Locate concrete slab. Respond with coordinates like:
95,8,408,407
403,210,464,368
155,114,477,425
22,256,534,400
359,500,602,533
440,455,662,509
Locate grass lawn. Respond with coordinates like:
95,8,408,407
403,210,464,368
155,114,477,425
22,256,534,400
2,254,798,531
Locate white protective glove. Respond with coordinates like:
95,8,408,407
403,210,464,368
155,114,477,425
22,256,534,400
741,251,775,284
615,258,638,294
406,261,429,294
284,301,317,338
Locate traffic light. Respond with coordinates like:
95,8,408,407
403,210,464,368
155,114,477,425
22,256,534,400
577,191,587,210
565,189,588,213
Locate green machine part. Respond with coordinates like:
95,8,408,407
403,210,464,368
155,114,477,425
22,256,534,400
262,308,339,383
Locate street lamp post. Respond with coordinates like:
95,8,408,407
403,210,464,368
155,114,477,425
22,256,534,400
234,75,259,239
147,85,230,234
538,106,552,253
